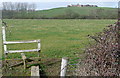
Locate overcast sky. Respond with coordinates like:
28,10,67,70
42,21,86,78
36,2,118,10
1,0,119,2
0,0,119,10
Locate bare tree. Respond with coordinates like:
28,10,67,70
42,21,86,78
2,2,36,18
28,3,36,12
2,2,36,12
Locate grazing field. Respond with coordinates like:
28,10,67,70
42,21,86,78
1,19,116,60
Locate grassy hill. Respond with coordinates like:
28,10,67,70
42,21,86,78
32,7,117,19
3,7,118,19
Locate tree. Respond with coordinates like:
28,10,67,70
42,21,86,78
2,2,36,19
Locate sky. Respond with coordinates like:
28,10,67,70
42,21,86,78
1,0,119,2
36,2,118,10
0,0,119,10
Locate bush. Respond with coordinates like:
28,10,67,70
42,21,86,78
77,21,120,76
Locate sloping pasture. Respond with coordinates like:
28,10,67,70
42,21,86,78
2,19,116,59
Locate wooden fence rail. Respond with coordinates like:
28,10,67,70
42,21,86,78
4,40,40,44
5,49,40,53
2,26,41,58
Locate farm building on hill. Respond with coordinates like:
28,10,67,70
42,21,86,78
67,4,98,7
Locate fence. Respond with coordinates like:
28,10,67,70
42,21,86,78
38,57,80,77
2,26,41,58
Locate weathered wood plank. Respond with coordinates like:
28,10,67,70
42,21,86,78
38,40,41,57
2,26,7,57
4,40,40,44
9,57,40,67
10,61,23,67
38,40,41,49
31,66,40,77
21,53,27,69
60,57,68,77
2,27,6,42
5,49,40,53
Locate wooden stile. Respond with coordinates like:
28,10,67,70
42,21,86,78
2,25,41,72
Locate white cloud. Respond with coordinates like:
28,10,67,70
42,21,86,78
1,0,119,2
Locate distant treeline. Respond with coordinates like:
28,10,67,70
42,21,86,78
51,9,117,19
2,2,36,19
2,2,118,19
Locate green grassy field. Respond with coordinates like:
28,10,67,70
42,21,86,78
1,19,117,76
2,19,116,60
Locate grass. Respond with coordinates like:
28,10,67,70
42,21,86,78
1,19,117,76
33,7,117,18
1,19,116,59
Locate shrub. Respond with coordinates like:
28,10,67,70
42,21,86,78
77,21,120,76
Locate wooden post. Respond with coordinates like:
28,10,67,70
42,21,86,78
37,40,41,57
31,66,40,78
60,57,68,77
21,53,27,70
2,26,7,58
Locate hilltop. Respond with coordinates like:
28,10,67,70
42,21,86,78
31,7,117,19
